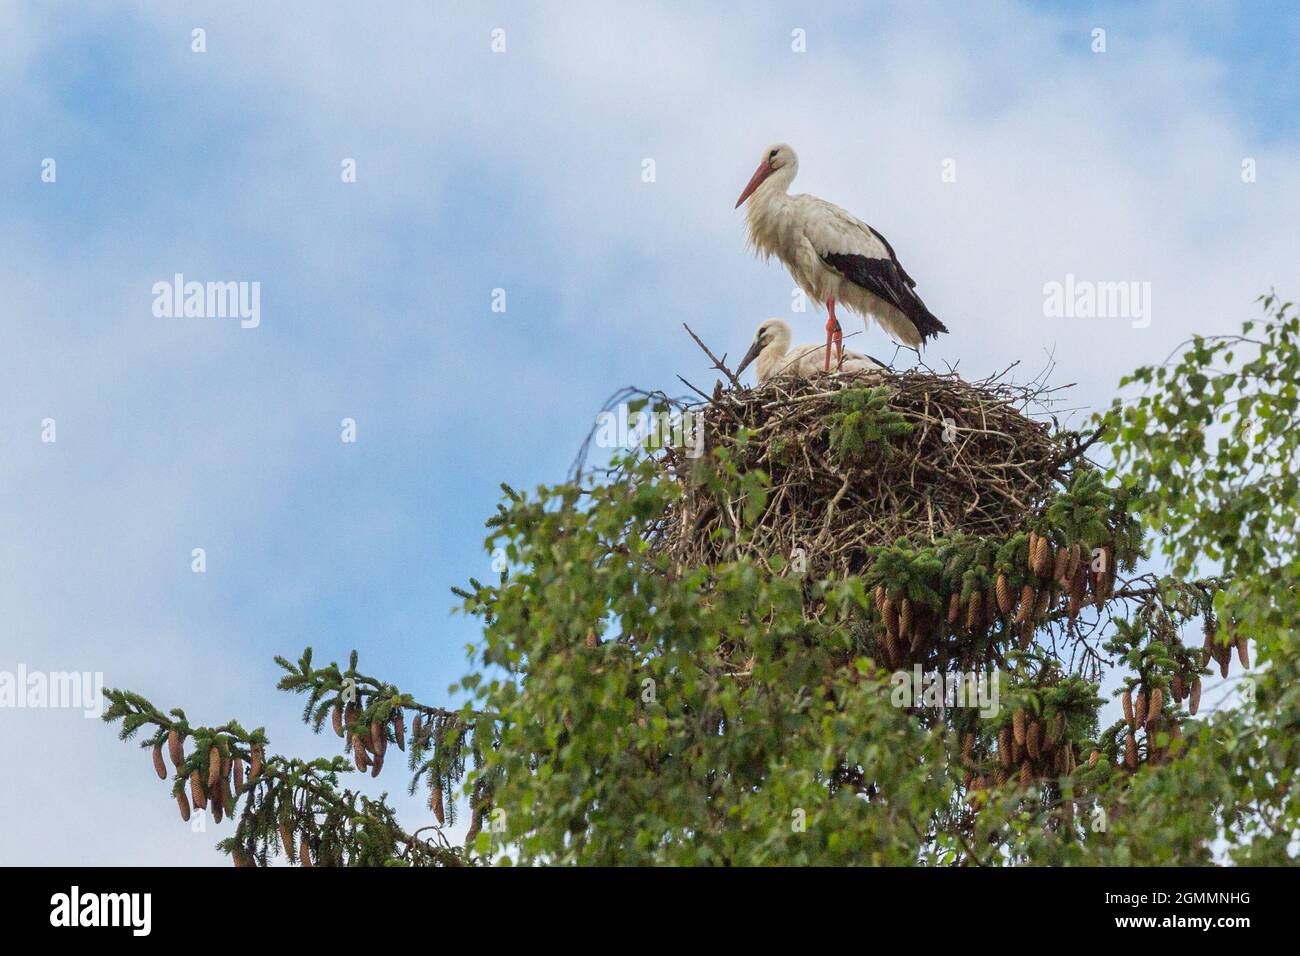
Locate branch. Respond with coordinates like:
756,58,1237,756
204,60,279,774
683,323,742,390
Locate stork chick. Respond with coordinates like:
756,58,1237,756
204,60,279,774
734,143,947,370
736,319,884,384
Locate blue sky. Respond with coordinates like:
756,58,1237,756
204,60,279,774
1,1,1297,864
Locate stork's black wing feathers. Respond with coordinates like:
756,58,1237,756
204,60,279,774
821,250,948,343
867,227,917,288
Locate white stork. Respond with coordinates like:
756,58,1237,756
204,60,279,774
734,143,947,370
736,319,884,384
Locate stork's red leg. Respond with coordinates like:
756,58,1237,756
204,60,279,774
824,297,843,371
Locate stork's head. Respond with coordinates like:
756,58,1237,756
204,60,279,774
736,318,791,376
734,143,798,208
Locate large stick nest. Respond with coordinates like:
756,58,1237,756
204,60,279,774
654,366,1083,578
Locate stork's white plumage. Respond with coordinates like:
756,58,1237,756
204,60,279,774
734,144,947,369
736,319,884,384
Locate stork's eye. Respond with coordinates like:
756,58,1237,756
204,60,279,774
769,149,778,159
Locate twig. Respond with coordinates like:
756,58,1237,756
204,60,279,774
683,323,742,389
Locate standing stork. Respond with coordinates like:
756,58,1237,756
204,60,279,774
734,143,947,370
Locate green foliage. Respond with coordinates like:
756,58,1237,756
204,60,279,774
1099,293,1300,864
827,386,914,466
865,538,944,608
1046,469,1139,559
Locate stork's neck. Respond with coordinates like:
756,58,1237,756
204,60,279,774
749,165,796,214
755,328,792,383
744,165,798,258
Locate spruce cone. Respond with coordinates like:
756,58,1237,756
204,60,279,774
232,847,252,868
884,632,901,670
207,746,222,789
1049,712,1065,746
249,745,264,779
1217,643,1231,678
1125,732,1139,770
189,770,207,810
371,748,385,777
995,574,1012,616
1014,585,1035,625
1033,588,1050,621
412,713,424,745
1067,542,1082,580
167,728,184,770
984,587,998,627
1189,677,1202,716
152,742,167,780
1052,546,1070,585
465,808,483,846
1134,690,1147,727
961,732,975,768
345,701,360,732
874,584,887,614
211,788,224,823
900,598,913,640
371,718,387,757
883,598,898,638
1170,674,1184,704
1027,532,1040,574
966,590,983,631
394,710,406,752
999,727,1012,768
331,702,344,737
431,783,445,825
1034,536,1053,578
947,592,961,627
1026,721,1041,760
1068,566,1086,620
1018,621,1033,650
280,820,294,858
1122,688,1134,727
1088,750,1100,768
1236,633,1250,668
909,625,927,655
1093,545,1114,605
1019,759,1032,788
352,735,368,772
232,757,244,795
176,790,191,822
299,840,312,867
1013,709,1026,746
1149,688,1164,719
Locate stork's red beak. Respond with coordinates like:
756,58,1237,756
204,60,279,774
734,160,773,208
